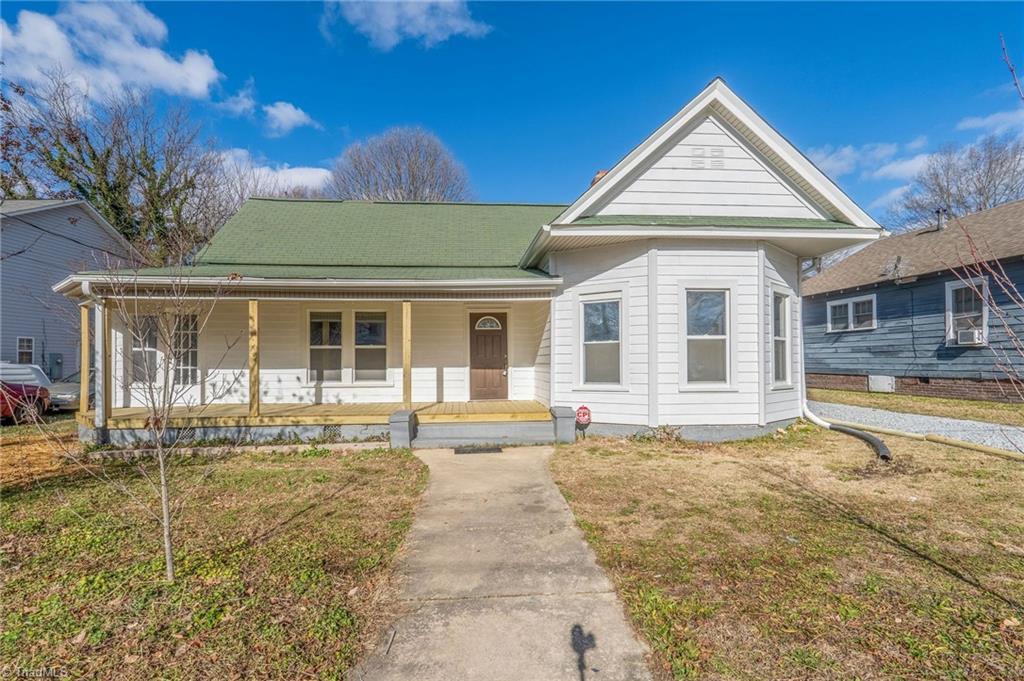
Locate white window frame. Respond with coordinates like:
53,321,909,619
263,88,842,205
771,288,792,388
307,309,344,384
130,315,159,385
172,315,199,386
826,293,876,333
945,277,989,346
679,281,738,392
574,287,628,391
16,337,34,365
353,310,389,383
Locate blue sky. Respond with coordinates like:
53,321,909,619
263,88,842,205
3,2,1023,223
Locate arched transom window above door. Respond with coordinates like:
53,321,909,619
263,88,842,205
474,315,503,330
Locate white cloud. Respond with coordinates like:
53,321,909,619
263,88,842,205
221,148,331,192
870,153,931,181
808,142,899,177
218,78,257,117
956,108,1024,136
0,2,221,99
868,184,911,211
905,135,928,151
321,0,491,51
262,101,322,137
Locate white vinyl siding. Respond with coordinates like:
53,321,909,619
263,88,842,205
763,245,802,423
656,242,759,426
595,116,821,219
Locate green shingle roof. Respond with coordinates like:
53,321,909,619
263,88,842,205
569,215,855,229
196,198,566,268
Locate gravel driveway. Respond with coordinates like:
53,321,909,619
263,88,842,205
809,400,1024,452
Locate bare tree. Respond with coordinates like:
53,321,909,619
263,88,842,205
2,73,224,264
891,135,1024,228
327,126,472,202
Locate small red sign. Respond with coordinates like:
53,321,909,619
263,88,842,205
575,406,592,426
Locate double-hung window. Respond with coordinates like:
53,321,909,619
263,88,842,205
684,289,729,385
16,337,34,364
354,312,387,382
945,278,989,345
581,299,621,385
131,315,159,383
772,292,790,385
309,312,342,382
173,315,199,385
827,294,876,332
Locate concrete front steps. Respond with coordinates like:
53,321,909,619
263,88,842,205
411,420,557,448
391,406,576,449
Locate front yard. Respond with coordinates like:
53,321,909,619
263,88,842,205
552,424,1024,680
2,446,427,679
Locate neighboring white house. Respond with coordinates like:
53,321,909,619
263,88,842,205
56,79,882,445
2,199,134,379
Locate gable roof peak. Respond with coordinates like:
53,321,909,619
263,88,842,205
551,78,881,230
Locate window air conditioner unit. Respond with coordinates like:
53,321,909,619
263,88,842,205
956,329,984,346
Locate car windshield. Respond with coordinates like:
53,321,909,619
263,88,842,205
62,371,80,383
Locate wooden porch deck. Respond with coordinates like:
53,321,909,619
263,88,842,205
77,400,551,429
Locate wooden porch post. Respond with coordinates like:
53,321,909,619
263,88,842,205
402,301,412,407
79,304,90,415
248,299,260,418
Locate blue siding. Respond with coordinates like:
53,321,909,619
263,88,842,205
802,259,1024,381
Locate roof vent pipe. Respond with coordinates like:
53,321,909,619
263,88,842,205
935,207,948,230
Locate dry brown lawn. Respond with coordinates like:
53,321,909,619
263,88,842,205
551,424,1024,680
1,414,80,486
808,388,1024,427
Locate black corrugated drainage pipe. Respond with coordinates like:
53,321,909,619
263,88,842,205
803,400,892,461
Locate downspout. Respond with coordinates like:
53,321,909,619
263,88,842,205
798,259,891,461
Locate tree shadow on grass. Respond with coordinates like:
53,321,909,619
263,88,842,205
745,462,1022,612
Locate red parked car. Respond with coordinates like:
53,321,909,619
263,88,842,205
0,382,51,424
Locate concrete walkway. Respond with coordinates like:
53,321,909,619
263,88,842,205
353,446,651,681
809,400,1024,451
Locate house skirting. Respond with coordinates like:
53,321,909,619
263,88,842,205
807,373,1022,403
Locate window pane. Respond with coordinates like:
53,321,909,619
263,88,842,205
773,294,786,337
687,291,726,336
310,313,342,346
830,303,849,330
584,342,620,383
687,338,726,382
583,302,619,342
953,287,982,315
853,300,874,328
133,350,157,383
310,348,342,382
355,312,387,345
355,347,387,381
774,339,788,382
133,316,158,350
953,313,984,333
474,316,502,330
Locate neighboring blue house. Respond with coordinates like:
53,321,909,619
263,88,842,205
802,200,1024,403
0,199,135,379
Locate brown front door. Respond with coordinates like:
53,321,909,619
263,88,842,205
469,313,508,400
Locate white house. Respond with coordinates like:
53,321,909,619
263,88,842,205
55,79,881,445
